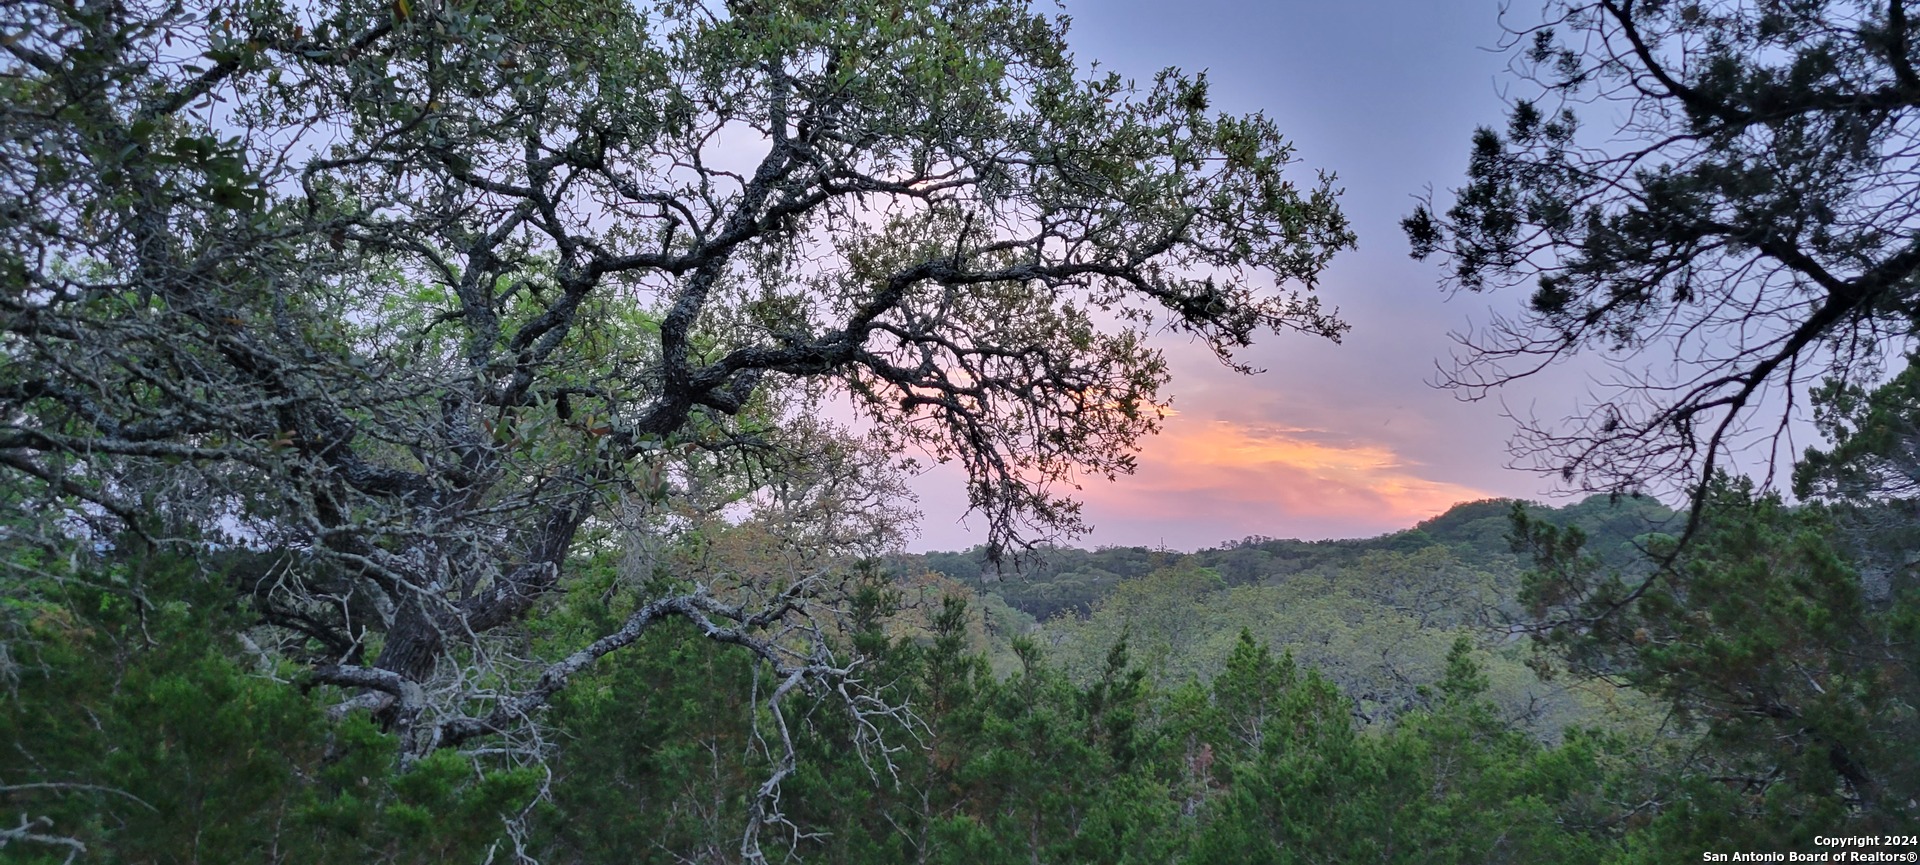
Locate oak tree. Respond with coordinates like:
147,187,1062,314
0,0,1352,766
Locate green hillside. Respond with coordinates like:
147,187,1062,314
893,497,1680,737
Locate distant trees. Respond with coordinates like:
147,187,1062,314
9,528,1899,863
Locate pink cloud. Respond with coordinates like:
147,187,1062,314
1074,415,1497,547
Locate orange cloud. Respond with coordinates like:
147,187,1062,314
1088,417,1494,540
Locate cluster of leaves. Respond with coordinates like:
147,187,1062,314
1407,0,1920,510
1515,476,1920,838
0,548,538,864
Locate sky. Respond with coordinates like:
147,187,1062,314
902,0,1610,552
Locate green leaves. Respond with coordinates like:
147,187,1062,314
1516,473,1920,842
1411,0,1920,501
3,0,1358,843
0,548,536,863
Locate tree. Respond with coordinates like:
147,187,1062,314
1795,353,1920,594
1513,477,1920,836
1797,353,1920,504
0,550,537,865
1405,0,1920,517
0,0,1353,764
1188,633,1619,865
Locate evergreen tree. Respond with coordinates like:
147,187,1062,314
1515,477,1920,845
1409,0,1920,507
0,548,533,863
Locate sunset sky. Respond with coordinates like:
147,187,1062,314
903,0,1652,552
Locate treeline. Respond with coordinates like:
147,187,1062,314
905,495,1683,736
5,481,1913,863
913,494,1679,623
0,548,1648,864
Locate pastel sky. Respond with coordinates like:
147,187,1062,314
903,0,1618,552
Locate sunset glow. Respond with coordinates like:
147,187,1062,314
1074,414,1498,546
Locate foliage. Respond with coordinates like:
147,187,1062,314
1799,354,1920,504
1796,354,1920,590
1406,0,1920,503
6,525,1901,863
1185,633,1618,865
1418,18,1920,818
1038,551,1623,735
0,549,533,863
913,496,1679,736
1514,475,1920,841
533,598,1646,865
0,0,1353,763
918,495,1680,626
534,592,1185,864
10,0,1918,857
